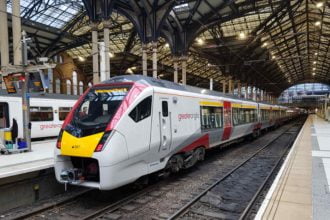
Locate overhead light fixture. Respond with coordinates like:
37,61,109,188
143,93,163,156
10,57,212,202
315,21,321,26
262,42,268,47
196,38,204,45
131,66,137,70
165,43,169,48
78,56,85,62
316,2,324,8
239,32,246,39
272,55,276,59
315,52,318,56
313,61,317,64
313,67,316,70
312,72,316,76
126,68,134,74
109,52,114,58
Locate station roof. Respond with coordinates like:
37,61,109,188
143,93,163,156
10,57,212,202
4,0,330,96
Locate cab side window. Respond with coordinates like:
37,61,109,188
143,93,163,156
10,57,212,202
129,96,152,122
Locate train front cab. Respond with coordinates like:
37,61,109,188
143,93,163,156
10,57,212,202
54,82,158,190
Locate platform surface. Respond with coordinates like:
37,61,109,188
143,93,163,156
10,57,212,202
256,115,330,220
0,139,56,179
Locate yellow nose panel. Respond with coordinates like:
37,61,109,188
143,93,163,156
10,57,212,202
60,131,104,157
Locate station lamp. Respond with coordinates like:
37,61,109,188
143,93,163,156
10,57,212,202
315,21,321,26
109,52,114,58
78,56,85,62
239,32,246,39
313,61,317,64
165,43,169,48
262,42,268,47
315,52,318,56
313,67,316,71
196,38,204,45
316,2,324,8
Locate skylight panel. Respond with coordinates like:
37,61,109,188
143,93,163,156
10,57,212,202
6,0,83,29
173,3,189,12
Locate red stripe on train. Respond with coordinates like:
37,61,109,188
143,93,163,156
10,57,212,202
222,101,232,141
179,134,209,153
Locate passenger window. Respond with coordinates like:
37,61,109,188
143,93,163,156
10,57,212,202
162,101,168,117
59,107,72,121
200,106,223,130
30,106,53,121
129,96,152,122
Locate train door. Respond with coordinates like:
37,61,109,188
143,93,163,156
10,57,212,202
158,98,172,157
221,101,232,141
0,103,10,129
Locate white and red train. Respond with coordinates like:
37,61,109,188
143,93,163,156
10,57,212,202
54,75,301,190
0,92,76,139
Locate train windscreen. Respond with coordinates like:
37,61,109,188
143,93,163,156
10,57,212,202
65,86,131,137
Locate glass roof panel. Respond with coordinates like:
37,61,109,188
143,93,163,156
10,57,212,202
6,0,84,29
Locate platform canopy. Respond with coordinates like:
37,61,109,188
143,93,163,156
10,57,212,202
3,0,330,95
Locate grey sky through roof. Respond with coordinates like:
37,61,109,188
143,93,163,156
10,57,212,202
7,0,83,29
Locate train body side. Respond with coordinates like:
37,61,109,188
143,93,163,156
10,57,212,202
0,94,76,139
54,76,301,190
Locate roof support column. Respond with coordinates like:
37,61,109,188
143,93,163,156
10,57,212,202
237,81,241,98
173,56,178,83
181,56,187,85
47,69,53,93
244,84,248,99
91,23,99,84
222,80,226,93
0,0,9,68
12,0,22,65
0,0,9,89
228,78,233,94
210,78,213,91
142,43,148,76
103,20,111,80
152,42,157,78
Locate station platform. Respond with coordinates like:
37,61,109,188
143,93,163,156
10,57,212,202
256,115,330,220
0,139,56,179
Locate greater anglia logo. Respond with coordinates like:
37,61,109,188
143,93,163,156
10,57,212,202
178,113,200,121
40,124,62,130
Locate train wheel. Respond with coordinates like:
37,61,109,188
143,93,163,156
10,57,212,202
195,147,205,161
169,155,184,173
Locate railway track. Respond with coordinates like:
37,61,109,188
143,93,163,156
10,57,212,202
167,119,304,220
4,119,305,220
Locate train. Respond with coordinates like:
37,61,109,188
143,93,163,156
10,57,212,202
54,75,301,190
0,92,77,139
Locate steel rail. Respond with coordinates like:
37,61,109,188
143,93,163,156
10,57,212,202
82,184,159,220
12,188,93,220
167,121,302,220
238,123,302,220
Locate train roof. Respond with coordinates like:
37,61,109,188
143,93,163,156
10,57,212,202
103,75,276,106
0,90,78,100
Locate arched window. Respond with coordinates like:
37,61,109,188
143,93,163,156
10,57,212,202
48,69,53,93
88,82,93,88
66,79,71,95
55,79,61,94
72,71,78,95
79,81,84,95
